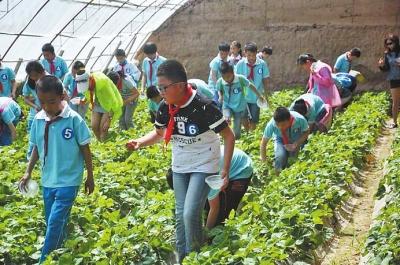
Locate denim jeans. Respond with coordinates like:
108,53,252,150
172,172,212,261
40,186,79,263
223,108,244,139
119,101,137,130
0,119,19,146
274,138,298,171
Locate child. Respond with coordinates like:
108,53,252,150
206,146,253,229
228,41,242,65
235,42,270,130
217,62,266,139
334,47,361,73
188,78,215,101
40,43,68,80
378,34,400,128
0,97,21,146
290,93,333,133
208,42,230,100
113,48,141,84
75,69,123,141
146,85,163,124
107,71,139,130
260,107,309,174
297,53,341,108
257,45,273,67
140,42,167,91
165,146,253,229
63,61,89,119
18,75,94,263
126,59,235,262
23,61,47,131
0,55,17,99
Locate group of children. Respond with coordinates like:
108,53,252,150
2,33,400,264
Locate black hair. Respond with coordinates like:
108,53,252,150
218,42,230,52
384,34,400,56
350,47,361,57
244,42,258,53
115,48,126,57
146,85,160,99
72,61,85,71
262,46,273,55
107,71,120,85
157,59,187,83
166,168,173,190
231,41,242,57
273,107,291,123
143,42,158,55
292,99,308,116
220,62,234,75
25,60,45,75
297,53,317,65
41,43,55,54
36,75,64,96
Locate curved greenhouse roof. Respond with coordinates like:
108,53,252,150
0,0,188,80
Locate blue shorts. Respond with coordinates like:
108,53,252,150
245,103,260,123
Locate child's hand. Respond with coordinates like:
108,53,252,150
378,57,385,67
19,174,31,192
220,170,229,191
85,177,95,195
102,119,111,132
126,140,141,151
284,143,297,152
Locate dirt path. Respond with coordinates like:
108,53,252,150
321,126,396,265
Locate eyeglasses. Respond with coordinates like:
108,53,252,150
386,42,394,45
157,82,185,93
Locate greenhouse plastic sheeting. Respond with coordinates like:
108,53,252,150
0,0,188,80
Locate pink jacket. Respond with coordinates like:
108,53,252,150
307,61,341,107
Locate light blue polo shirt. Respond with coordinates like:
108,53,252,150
334,53,351,73
22,81,40,121
113,60,141,83
188,78,215,100
149,99,162,113
0,66,15,97
216,74,249,112
289,94,325,124
142,55,167,88
263,111,309,143
40,56,68,79
208,147,253,200
235,57,269,103
0,97,21,124
208,55,227,91
29,103,91,188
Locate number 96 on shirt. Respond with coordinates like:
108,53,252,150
177,122,198,136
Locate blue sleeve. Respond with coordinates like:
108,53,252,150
298,117,309,132
29,119,38,147
59,58,68,77
7,68,15,80
235,61,244,75
74,116,91,146
22,82,31,96
1,108,15,124
142,60,147,75
263,120,274,139
216,78,223,91
262,62,270,78
334,56,343,71
210,59,219,72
